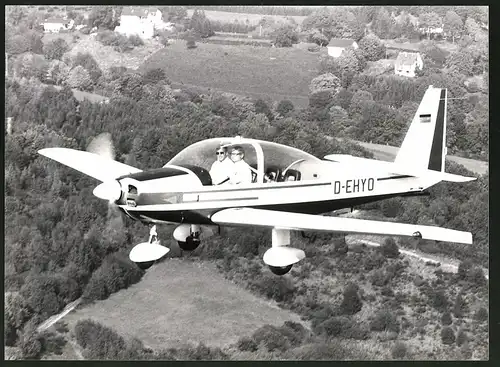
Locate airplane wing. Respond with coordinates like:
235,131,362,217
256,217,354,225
210,208,473,245
38,148,142,182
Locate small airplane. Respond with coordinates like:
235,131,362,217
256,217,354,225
39,86,476,275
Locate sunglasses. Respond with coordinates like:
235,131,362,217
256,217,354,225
216,152,225,155
231,152,242,156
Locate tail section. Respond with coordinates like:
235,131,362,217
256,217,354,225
395,86,447,172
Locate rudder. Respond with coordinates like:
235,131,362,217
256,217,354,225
395,86,447,172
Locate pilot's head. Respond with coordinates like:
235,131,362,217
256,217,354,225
230,146,245,162
215,147,227,162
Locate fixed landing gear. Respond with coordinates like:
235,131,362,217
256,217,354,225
129,225,170,270
269,264,293,275
174,224,202,252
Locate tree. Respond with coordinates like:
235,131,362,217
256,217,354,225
358,34,385,61
445,51,474,76
310,31,329,46
189,9,214,38
186,36,197,49
371,7,395,39
160,6,188,22
452,293,468,318
43,38,69,60
88,6,120,30
441,312,452,326
273,25,299,47
441,326,455,345
337,49,361,74
143,68,168,85
67,65,93,90
309,73,341,94
72,52,103,85
380,237,399,258
254,99,274,121
340,282,362,315
444,10,463,43
419,12,442,39
276,100,295,116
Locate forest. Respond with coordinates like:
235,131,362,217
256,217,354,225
5,5,488,360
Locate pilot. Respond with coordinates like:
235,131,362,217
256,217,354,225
209,146,234,185
229,146,253,184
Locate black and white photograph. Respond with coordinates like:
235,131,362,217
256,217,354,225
5,4,488,361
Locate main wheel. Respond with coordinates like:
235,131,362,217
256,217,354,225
269,264,293,275
136,260,155,270
177,236,200,251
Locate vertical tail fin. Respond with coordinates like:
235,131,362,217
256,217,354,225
395,86,447,172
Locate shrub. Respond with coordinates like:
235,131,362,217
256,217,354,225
128,34,144,47
333,236,348,256
430,289,449,311
278,321,307,346
371,269,387,287
380,237,399,258
457,260,473,280
441,326,455,345
370,310,400,333
276,99,295,116
186,37,197,49
318,317,343,337
19,322,42,360
39,331,67,355
441,312,453,326
254,275,295,303
82,252,144,302
474,307,488,322
75,319,126,359
237,336,258,352
452,293,468,318
391,341,407,359
456,328,468,346
252,325,290,352
340,282,362,315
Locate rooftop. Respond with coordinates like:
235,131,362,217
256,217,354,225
44,17,68,24
395,52,421,67
327,38,356,48
121,6,160,17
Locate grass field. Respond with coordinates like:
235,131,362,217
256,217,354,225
140,41,320,107
66,35,164,72
187,9,307,26
63,259,304,350
350,140,488,175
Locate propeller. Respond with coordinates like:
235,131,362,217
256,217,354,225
87,133,123,203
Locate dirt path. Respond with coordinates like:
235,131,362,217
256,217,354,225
37,298,81,333
346,235,489,280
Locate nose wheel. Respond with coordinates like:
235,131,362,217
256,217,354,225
130,225,170,270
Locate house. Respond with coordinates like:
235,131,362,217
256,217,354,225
42,18,74,33
394,52,423,78
327,38,358,58
114,6,163,39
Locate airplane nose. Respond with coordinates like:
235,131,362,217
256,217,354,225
93,180,122,202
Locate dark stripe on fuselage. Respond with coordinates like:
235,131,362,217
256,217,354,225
377,175,413,181
118,167,188,181
428,89,446,172
125,191,426,225
205,182,331,193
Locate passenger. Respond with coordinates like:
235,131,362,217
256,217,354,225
229,146,253,184
286,175,296,182
209,146,233,185
264,171,277,183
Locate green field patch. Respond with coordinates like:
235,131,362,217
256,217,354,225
140,42,320,107
64,259,304,350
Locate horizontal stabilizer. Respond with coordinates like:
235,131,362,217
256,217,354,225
211,208,473,245
38,148,142,182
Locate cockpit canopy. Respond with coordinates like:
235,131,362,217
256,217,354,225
167,137,323,184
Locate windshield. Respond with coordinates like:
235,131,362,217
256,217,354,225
167,137,321,174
